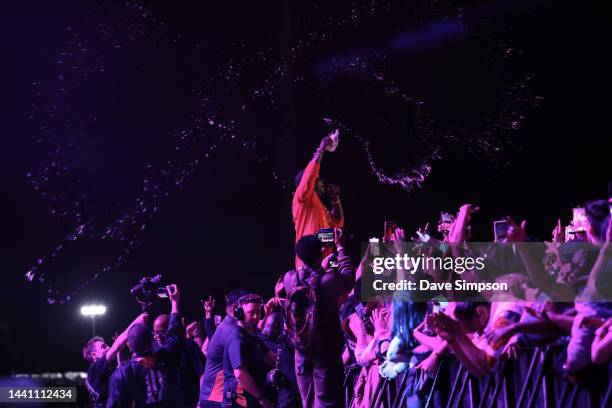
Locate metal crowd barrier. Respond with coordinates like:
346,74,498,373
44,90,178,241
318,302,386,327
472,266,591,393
347,344,612,408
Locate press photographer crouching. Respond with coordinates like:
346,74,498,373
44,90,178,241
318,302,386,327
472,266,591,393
106,284,184,408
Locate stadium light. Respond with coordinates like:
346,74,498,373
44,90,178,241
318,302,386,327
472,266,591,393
80,304,106,336
80,304,107,317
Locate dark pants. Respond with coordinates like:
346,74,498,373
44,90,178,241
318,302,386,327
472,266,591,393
295,350,344,408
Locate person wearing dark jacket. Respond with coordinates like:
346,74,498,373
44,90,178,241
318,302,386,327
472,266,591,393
106,285,184,408
283,229,355,408
153,314,205,408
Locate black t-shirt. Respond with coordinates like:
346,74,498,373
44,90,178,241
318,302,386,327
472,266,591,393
179,338,205,406
86,356,113,408
223,327,269,408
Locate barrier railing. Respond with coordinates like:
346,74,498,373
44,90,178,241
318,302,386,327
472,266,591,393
350,344,612,408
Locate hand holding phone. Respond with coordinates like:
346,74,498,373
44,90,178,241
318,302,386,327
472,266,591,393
384,221,398,242
493,220,510,243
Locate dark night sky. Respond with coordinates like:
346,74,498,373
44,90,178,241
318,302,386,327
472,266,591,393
1,0,610,373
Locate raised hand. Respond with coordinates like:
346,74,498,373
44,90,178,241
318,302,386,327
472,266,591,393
202,295,215,318
552,219,565,243
459,204,480,215
318,134,333,151
334,228,346,249
426,312,461,343
264,297,284,316
484,324,515,346
370,307,391,337
507,217,527,243
186,321,201,338
274,277,285,298
167,284,179,302
132,313,149,327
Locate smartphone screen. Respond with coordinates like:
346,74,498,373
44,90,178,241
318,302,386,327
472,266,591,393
384,221,397,241
440,212,452,223
494,220,510,242
317,228,334,243
572,207,587,232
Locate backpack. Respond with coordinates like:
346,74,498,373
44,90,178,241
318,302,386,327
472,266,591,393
284,269,322,353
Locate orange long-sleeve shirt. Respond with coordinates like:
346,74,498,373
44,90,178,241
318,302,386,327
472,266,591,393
292,159,343,267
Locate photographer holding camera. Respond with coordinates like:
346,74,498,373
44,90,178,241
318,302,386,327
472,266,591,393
258,303,302,408
293,130,344,268
153,314,205,408
106,284,184,408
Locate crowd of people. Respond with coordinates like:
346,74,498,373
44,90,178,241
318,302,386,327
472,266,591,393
82,131,612,407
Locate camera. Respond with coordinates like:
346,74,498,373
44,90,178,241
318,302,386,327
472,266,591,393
266,368,286,388
130,274,168,311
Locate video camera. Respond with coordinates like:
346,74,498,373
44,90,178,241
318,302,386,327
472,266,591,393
130,274,169,312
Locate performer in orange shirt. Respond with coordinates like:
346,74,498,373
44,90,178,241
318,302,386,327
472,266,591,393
292,130,344,268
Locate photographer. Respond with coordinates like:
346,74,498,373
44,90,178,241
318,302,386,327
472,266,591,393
83,313,148,408
258,303,301,408
106,284,184,407
293,130,344,268
153,314,205,408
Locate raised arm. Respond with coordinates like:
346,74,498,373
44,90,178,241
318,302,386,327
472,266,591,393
427,313,491,377
449,204,478,244
412,320,445,351
106,313,149,362
295,135,332,203
592,318,612,364
335,228,355,293
162,284,184,354
508,220,576,300
201,296,216,340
